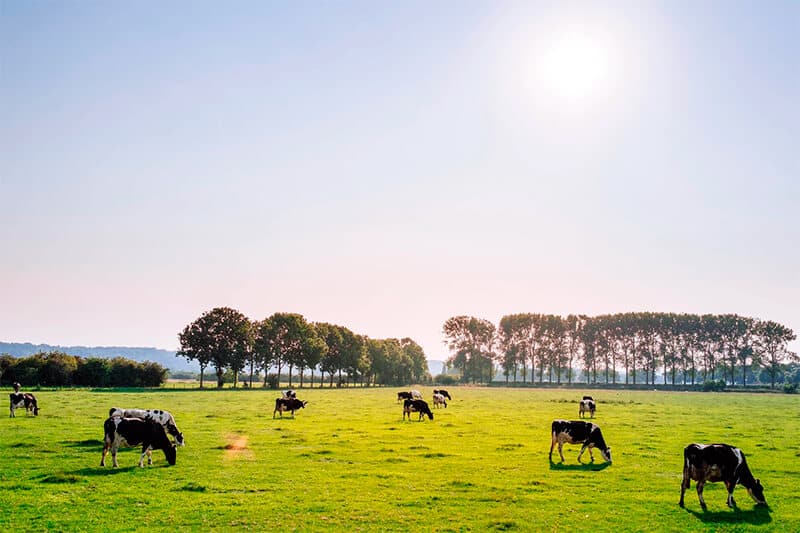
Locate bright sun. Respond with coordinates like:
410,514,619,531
537,32,616,104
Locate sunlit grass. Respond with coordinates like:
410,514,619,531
1,388,798,531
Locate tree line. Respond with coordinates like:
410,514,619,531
443,312,797,389
0,351,168,387
177,307,430,388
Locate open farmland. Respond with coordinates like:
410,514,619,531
1,388,798,532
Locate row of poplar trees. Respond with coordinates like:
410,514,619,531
443,313,796,388
177,307,429,388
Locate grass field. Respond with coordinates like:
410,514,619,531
1,387,798,532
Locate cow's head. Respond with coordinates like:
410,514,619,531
748,479,767,506
301,401,308,408
163,445,177,466
601,447,612,463
33,405,40,416
165,422,185,446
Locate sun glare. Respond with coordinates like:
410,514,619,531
537,31,616,105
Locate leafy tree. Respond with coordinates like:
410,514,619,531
755,320,797,388
73,357,111,387
261,312,316,387
443,316,496,384
178,307,252,388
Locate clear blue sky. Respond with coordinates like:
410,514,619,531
2,1,798,359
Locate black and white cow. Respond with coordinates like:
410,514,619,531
282,389,297,399
549,420,612,464
433,389,452,400
109,407,184,446
9,393,39,417
579,399,596,418
101,417,177,467
397,391,413,402
410,389,423,399
273,397,307,418
679,443,767,510
403,399,433,421
432,393,447,408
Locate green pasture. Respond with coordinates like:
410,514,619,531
1,388,798,532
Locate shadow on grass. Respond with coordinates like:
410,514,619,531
684,505,771,525
69,466,151,476
63,439,104,448
548,460,611,472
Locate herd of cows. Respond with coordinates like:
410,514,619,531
8,383,769,511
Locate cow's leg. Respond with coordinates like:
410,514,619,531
587,444,595,462
558,441,566,463
111,447,119,468
101,442,110,466
679,465,690,507
696,480,707,510
549,435,556,462
724,481,736,508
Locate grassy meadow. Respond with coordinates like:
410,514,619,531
1,387,798,532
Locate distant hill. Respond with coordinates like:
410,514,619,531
0,342,198,372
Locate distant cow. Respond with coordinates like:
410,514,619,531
550,420,612,464
679,443,766,510
101,417,177,467
432,393,447,408
410,389,423,399
273,397,307,418
397,391,413,402
109,407,184,446
403,399,433,421
582,395,593,401
579,399,596,418
433,389,452,400
9,393,39,417
282,389,297,399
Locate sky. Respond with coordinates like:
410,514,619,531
1,1,798,361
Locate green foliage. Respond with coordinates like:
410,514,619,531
783,382,798,394
702,379,727,392
0,352,166,387
433,374,457,385
1,388,798,531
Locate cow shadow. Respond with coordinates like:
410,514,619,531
70,466,159,476
684,505,771,525
63,439,104,448
549,459,611,472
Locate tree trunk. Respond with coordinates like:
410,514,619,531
216,367,224,389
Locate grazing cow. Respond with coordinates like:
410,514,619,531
273,397,307,418
679,443,767,510
282,389,297,399
410,389,423,399
397,391,413,402
549,420,612,464
109,407,184,446
579,399,596,418
9,393,39,417
403,399,433,421
433,389,452,400
101,417,177,467
432,393,447,408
